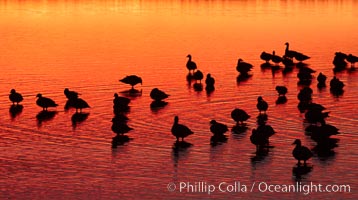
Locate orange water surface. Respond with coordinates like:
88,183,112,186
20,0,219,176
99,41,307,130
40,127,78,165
0,0,357,199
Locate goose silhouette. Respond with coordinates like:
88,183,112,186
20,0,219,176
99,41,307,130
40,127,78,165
150,88,169,101
294,52,310,62
271,51,283,65
113,93,130,107
305,109,329,125
317,72,327,85
36,94,58,111
330,76,344,91
73,98,90,113
282,55,294,67
231,108,250,125
292,139,313,165
260,51,272,63
333,52,348,71
284,42,299,59
210,120,228,136
297,87,313,102
285,42,310,62
236,59,253,74
205,73,215,86
256,96,268,114
193,70,204,83
250,128,269,151
205,73,215,92
347,54,358,67
275,86,287,96
64,88,79,100
9,89,23,105
119,75,142,89
256,124,276,139
171,116,194,142
186,54,197,73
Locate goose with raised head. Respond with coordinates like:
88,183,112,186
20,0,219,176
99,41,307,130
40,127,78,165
231,108,250,125
260,51,272,63
256,96,268,114
292,139,313,165
271,51,283,65
9,89,23,105
36,94,58,111
284,42,299,59
186,54,197,73
119,75,142,89
171,116,194,142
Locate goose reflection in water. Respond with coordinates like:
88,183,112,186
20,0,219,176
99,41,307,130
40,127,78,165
71,112,90,129
119,89,142,98
292,165,313,181
36,110,57,127
172,141,192,158
9,104,23,119
250,148,269,165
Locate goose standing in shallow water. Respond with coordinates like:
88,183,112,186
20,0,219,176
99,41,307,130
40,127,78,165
64,88,79,100
186,54,197,73
231,108,250,125
36,94,58,111
210,120,228,136
73,98,90,113
256,96,268,114
9,89,23,105
119,75,142,89
292,139,313,165
171,116,194,142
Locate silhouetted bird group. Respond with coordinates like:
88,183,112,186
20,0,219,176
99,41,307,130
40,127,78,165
8,44,351,169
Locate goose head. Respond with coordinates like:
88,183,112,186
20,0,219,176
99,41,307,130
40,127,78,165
292,139,302,146
36,93,42,98
10,89,16,94
174,116,179,124
210,120,217,125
